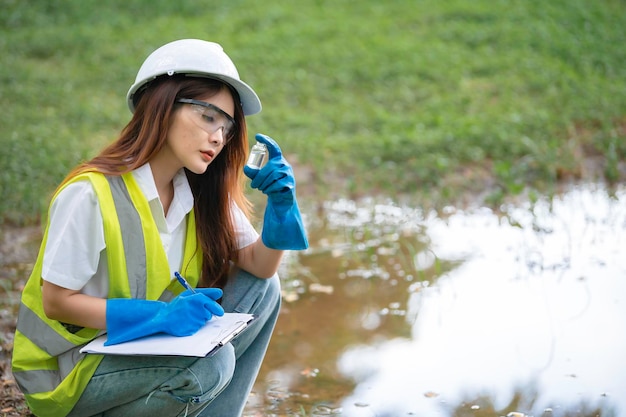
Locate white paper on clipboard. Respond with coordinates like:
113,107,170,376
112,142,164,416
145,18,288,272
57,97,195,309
80,313,257,357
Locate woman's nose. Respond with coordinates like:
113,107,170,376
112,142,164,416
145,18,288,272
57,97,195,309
209,127,225,145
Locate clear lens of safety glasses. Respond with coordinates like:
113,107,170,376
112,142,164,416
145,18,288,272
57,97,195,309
177,98,236,143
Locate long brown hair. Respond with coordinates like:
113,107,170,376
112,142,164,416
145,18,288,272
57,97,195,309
59,75,252,288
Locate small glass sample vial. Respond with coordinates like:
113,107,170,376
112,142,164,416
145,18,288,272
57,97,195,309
247,142,268,169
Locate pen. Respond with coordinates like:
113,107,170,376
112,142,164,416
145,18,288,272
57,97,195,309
175,271,196,293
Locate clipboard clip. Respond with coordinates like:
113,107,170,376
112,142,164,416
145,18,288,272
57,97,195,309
211,320,248,346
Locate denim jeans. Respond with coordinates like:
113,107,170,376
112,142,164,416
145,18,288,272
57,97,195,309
67,268,281,417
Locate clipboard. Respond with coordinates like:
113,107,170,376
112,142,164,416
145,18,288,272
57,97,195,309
80,313,257,357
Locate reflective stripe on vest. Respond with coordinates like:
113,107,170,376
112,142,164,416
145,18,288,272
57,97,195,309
107,175,147,299
12,171,201,417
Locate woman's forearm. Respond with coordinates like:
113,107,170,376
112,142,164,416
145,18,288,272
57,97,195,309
42,280,107,329
237,237,284,278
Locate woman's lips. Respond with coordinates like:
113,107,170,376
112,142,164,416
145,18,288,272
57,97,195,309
200,150,214,162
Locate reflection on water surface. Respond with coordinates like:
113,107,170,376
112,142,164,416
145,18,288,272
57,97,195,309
246,184,626,417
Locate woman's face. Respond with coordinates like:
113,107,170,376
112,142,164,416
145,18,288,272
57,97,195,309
166,87,236,175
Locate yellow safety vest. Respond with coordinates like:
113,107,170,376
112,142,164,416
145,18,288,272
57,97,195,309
12,172,201,417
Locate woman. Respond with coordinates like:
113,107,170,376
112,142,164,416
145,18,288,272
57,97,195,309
12,39,308,417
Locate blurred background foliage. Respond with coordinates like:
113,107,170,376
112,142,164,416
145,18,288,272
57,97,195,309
1,0,625,224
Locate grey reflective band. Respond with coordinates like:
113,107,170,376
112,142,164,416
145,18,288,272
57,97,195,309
16,303,76,357
13,369,60,395
158,289,176,302
14,297,95,395
107,176,147,299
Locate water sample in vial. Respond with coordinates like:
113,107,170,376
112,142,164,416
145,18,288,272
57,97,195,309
247,142,268,169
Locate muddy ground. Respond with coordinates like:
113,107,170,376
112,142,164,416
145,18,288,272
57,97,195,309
0,226,40,416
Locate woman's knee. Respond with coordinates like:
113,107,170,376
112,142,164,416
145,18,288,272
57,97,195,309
264,273,281,309
223,268,281,314
186,343,236,399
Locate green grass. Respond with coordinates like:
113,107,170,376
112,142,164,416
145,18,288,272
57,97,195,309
1,0,625,224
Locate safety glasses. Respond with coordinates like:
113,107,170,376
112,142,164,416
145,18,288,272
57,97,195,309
177,98,236,143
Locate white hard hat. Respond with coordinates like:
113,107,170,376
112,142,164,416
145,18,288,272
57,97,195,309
126,39,262,115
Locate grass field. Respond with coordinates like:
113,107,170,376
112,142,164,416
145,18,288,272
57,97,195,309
0,2,625,414
1,0,625,224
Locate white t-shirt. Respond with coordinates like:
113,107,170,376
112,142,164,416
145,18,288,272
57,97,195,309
42,163,259,298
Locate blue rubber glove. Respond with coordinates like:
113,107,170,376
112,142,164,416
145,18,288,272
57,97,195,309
104,290,224,346
244,133,309,250
181,287,224,301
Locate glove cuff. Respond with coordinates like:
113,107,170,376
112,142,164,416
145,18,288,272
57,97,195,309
262,199,309,250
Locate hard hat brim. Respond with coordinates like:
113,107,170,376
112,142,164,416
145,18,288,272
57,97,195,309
126,71,262,116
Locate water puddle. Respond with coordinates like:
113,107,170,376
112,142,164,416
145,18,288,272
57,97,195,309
1,185,623,416
246,184,626,416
